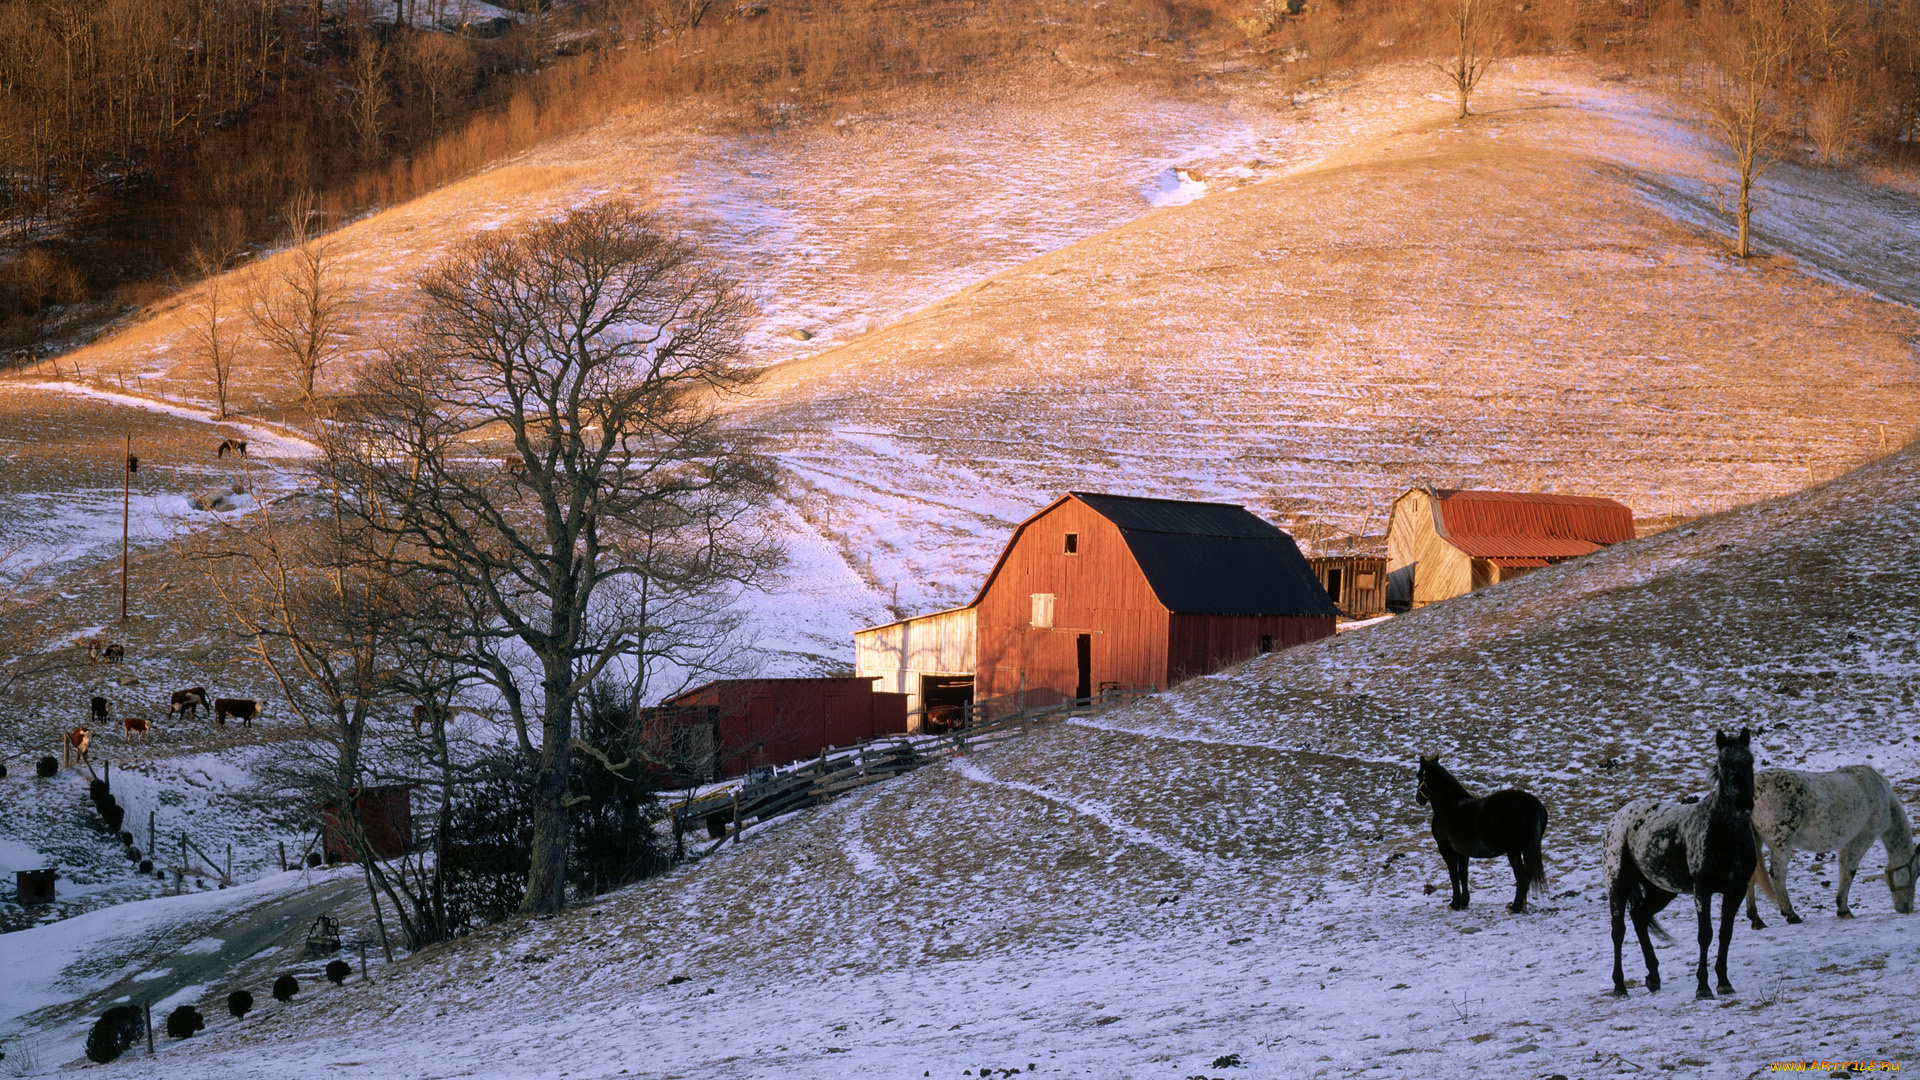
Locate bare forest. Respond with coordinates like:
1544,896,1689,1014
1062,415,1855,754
5,0,1920,355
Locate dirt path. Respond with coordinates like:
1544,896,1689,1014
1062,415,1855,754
18,873,364,1040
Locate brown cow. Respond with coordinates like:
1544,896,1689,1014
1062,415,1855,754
122,716,151,741
64,725,92,767
213,698,263,727
170,687,210,719
502,454,525,474
412,704,431,735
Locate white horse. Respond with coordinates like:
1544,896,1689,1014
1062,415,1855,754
1744,765,1917,928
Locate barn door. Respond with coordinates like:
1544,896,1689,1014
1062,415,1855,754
1075,634,1092,704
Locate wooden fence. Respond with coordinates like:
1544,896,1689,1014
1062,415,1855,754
662,687,1154,861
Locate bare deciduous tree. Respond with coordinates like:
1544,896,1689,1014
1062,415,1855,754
324,201,782,915
187,242,238,419
247,192,350,403
347,34,390,163
1432,0,1497,120
1702,0,1790,258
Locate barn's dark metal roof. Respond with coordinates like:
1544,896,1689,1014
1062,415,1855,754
1070,492,1340,617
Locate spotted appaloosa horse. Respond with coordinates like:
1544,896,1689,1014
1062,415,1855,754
1744,765,1917,927
1604,728,1759,999
1415,756,1549,913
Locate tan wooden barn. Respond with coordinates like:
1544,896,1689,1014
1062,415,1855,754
1385,487,1635,609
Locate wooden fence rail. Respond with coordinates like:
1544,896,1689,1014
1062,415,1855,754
664,687,1154,860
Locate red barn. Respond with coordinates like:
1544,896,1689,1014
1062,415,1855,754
972,493,1338,708
321,784,414,863
643,677,909,781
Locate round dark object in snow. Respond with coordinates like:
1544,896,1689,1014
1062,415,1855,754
272,974,299,1002
325,850,342,865
325,959,351,985
306,851,323,868
0,761,7,778
85,1005,146,1064
89,779,110,801
228,990,254,1019
125,847,140,862
165,1005,205,1039
102,803,125,831
36,755,58,777
139,859,153,873
119,830,133,845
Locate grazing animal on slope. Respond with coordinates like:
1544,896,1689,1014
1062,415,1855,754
1415,756,1549,913
101,642,124,663
170,686,209,719
90,696,111,724
217,439,248,458
1744,765,1916,927
121,716,150,741
65,725,93,768
1604,728,1759,999
213,698,263,727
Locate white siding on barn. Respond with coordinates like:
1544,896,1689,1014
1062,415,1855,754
853,606,977,717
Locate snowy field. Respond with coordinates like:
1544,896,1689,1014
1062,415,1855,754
5,428,1913,1079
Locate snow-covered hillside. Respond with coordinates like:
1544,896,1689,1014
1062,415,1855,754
17,431,1913,1079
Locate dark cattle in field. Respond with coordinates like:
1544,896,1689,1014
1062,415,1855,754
102,643,125,663
217,439,248,458
169,687,209,719
214,698,263,727
90,696,111,724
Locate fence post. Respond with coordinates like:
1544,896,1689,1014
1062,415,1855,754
279,840,287,872
148,809,155,856
225,843,232,885
731,791,742,846
177,832,186,894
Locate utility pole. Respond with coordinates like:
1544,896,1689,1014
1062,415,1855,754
121,433,135,621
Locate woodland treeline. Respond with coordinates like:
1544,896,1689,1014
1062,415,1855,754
3,0,1919,351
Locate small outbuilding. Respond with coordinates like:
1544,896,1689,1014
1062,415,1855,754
1385,486,1635,609
857,492,1338,721
641,677,909,781
1307,554,1388,616
321,784,415,863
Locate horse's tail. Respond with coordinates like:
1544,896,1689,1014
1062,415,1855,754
1524,803,1549,888
1749,823,1782,907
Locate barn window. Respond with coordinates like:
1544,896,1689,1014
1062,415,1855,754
1259,634,1274,654
1031,592,1055,629
1064,532,1079,554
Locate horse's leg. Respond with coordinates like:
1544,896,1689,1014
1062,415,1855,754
1834,830,1876,919
1715,890,1738,994
1632,893,1662,994
1505,849,1528,913
1436,834,1468,910
1609,881,1630,997
1693,887,1715,999
1767,838,1802,924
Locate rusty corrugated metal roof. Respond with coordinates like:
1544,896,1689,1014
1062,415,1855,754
1431,489,1635,559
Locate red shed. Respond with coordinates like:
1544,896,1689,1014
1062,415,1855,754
970,492,1338,711
643,677,909,781
322,784,414,863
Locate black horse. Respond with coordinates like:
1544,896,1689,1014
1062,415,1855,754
1415,756,1550,913
1603,728,1759,1000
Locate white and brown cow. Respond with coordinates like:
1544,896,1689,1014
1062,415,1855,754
122,716,151,741
169,687,210,719
64,725,92,768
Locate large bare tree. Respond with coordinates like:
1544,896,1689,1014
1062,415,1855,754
325,202,781,915
1702,0,1790,258
1432,0,1497,120
247,192,350,403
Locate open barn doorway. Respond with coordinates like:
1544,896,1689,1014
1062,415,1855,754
921,675,973,730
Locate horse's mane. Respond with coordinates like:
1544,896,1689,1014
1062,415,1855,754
1421,758,1474,802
